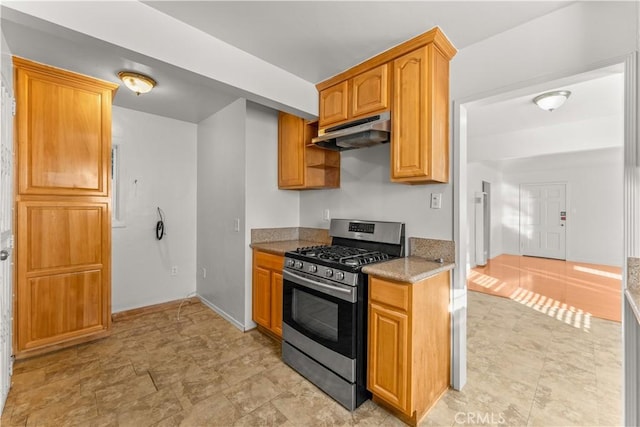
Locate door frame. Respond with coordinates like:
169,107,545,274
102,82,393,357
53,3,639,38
452,51,637,424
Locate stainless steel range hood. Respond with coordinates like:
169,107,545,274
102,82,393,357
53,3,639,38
311,112,390,151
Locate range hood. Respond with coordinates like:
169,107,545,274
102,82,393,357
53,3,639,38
312,112,391,151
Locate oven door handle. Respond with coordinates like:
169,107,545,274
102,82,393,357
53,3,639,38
283,270,357,303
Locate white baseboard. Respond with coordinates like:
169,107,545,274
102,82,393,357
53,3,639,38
197,294,245,332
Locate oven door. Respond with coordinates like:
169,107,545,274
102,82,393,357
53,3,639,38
282,269,357,360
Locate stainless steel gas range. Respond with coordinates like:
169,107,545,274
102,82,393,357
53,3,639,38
282,219,405,411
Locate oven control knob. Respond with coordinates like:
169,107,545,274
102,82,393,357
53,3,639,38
335,271,344,280
325,269,333,278
286,259,295,268
294,261,303,269
308,265,317,273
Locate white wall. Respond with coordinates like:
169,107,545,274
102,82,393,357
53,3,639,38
300,2,638,244
197,99,247,328
197,100,300,329
498,148,623,266
244,102,300,327
467,162,503,267
111,106,197,312
469,115,623,162
299,143,450,242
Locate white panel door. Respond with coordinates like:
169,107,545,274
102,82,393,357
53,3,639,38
519,183,566,260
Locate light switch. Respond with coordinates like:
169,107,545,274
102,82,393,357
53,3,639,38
430,193,442,209
233,218,240,232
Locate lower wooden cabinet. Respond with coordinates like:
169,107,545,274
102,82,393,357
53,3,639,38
252,249,284,338
368,271,451,425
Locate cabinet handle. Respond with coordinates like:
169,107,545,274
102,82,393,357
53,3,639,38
0,250,9,261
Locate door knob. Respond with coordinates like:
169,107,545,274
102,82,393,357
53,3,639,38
0,250,8,261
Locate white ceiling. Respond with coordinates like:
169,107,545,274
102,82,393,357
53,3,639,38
1,1,575,123
5,0,623,165
143,1,573,83
467,64,624,162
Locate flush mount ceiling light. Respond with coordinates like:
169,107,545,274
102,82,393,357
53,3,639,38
117,71,156,95
533,90,571,112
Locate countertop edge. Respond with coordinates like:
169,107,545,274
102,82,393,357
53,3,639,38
626,289,640,324
362,258,455,284
250,240,325,256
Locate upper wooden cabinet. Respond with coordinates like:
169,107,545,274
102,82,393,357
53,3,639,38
13,57,117,358
391,45,450,183
14,57,117,196
351,64,390,118
318,64,390,130
318,81,349,128
316,27,456,184
278,111,340,190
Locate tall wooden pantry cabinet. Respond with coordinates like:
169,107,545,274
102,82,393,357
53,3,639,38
13,57,118,358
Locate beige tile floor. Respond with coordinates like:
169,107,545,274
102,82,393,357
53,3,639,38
1,290,621,426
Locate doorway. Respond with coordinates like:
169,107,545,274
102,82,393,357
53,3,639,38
451,57,633,425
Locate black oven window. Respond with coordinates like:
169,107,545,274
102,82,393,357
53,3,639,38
292,288,338,342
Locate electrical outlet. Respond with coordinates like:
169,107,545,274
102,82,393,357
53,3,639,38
430,193,442,209
233,218,240,232
323,209,330,222
171,266,178,276
202,267,207,279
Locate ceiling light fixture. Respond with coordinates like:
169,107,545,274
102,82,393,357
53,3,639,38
533,90,571,112
117,71,156,95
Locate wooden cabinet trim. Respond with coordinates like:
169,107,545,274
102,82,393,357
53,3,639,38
316,27,456,91
13,56,119,93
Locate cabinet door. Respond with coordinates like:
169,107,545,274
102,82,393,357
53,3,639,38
391,47,429,182
318,81,349,128
352,64,389,118
14,58,115,196
271,272,283,337
253,266,272,329
278,112,305,188
16,200,111,351
368,302,409,413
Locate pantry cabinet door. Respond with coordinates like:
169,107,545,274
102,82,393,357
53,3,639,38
16,200,111,351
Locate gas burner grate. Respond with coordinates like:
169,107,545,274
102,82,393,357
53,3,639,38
295,245,391,267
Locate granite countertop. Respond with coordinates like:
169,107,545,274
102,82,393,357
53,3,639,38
362,256,455,284
626,257,640,324
250,240,323,256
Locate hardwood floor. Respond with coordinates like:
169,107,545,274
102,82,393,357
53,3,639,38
468,254,622,322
